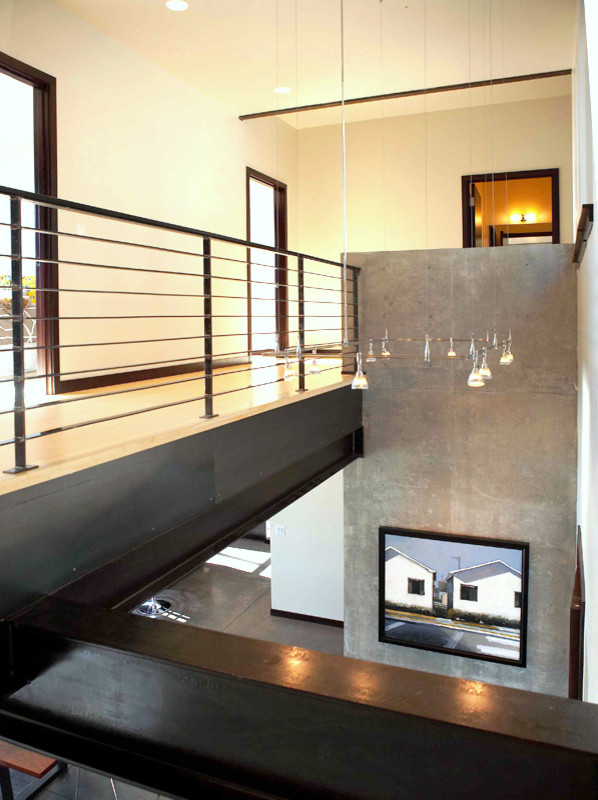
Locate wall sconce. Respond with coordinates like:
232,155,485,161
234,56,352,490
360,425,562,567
509,212,537,223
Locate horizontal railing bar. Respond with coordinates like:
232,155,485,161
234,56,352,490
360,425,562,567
24,313,344,321
1,357,343,415
16,364,344,443
10,286,354,301
5,329,343,353
13,226,349,282
0,339,352,384
3,258,353,295
0,184,360,273
0,436,17,447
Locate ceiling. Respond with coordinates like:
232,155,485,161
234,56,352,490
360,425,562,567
54,0,576,125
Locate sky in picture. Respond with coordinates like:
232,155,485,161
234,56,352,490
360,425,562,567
385,533,523,582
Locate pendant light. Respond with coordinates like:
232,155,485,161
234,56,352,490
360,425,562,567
307,347,321,374
365,339,377,363
381,329,391,357
283,355,297,381
467,352,485,387
424,333,431,362
478,347,492,380
447,337,457,357
351,352,369,390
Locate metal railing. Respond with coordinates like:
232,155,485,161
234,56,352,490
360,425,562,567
0,185,359,474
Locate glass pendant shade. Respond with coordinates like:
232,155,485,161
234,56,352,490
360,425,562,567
424,334,431,362
467,352,485,387
467,367,485,387
469,335,475,357
307,347,321,374
283,355,297,381
478,357,492,380
351,352,369,390
366,339,377,363
499,344,513,365
447,337,457,357
381,340,391,357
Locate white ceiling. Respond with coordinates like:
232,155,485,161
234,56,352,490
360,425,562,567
54,0,576,125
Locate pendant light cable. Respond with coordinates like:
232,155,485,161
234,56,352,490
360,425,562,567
340,0,349,346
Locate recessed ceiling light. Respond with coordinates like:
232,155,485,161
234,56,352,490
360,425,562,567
166,0,189,10
274,86,291,94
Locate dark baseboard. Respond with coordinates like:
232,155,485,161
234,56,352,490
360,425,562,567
270,609,344,628
54,357,249,393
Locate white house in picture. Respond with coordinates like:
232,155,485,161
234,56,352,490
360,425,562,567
447,561,522,624
385,547,435,612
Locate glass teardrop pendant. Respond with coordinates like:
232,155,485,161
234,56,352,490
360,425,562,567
447,337,457,357
351,352,369,390
365,339,377,363
307,347,321,374
283,355,297,381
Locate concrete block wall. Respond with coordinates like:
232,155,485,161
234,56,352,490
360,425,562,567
344,244,577,695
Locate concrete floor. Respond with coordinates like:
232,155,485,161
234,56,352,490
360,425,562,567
141,536,344,657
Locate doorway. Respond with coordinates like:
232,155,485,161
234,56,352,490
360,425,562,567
246,168,288,353
0,52,57,391
462,168,560,248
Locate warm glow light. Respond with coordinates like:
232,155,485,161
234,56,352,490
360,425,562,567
166,0,189,9
447,337,457,357
274,86,291,94
509,212,537,224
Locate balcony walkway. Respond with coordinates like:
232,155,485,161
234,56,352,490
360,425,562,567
0,358,347,496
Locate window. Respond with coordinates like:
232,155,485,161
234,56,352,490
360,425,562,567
514,591,522,608
408,578,425,596
460,584,478,602
246,168,288,353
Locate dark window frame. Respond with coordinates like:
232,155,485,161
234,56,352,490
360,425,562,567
408,578,425,596
460,584,478,602
246,167,288,353
0,50,58,394
515,591,522,609
461,168,560,249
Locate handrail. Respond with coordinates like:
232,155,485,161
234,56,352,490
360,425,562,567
0,185,360,475
0,184,360,273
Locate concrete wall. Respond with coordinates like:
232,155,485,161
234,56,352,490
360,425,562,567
344,244,577,696
269,471,344,623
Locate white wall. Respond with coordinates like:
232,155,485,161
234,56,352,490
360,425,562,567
451,572,521,622
574,0,598,703
1,0,299,377
297,94,573,261
268,470,344,623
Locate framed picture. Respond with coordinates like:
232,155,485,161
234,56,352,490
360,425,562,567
379,528,529,667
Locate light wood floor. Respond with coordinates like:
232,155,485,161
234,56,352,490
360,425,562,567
0,357,348,497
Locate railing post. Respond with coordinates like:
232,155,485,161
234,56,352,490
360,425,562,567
297,256,306,392
201,236,218,419
4,196,37,474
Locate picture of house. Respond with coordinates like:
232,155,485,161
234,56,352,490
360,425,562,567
381,530,528,664
385,547,435,613
446,561,522,627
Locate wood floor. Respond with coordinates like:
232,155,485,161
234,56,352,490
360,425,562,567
0,357,347,496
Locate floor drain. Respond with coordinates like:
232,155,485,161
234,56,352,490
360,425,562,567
136,597,172,617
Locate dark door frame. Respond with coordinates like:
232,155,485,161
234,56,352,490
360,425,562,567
0,51,58,394
462,168,560,248
246,167,288,353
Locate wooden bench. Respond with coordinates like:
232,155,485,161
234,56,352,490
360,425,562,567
0,742,66,800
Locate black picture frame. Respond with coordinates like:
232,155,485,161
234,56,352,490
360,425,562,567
379,527,529,668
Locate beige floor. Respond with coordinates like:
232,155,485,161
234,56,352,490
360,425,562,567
0,357,348,496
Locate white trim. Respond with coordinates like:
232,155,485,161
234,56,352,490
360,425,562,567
447,559,521,579
385,546,435,573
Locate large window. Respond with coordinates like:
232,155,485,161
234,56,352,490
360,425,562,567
246,168,287,353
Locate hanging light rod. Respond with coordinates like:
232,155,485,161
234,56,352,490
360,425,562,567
239,69,571,121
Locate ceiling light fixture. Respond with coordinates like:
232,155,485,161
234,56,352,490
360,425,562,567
165,0,189,10
509,212,537,224
274,86,291,94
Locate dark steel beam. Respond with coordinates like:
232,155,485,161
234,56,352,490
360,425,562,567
238,69,572,121
2,598,598,800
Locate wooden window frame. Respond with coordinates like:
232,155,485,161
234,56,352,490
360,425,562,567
461,168,560,249
246,167,288,353
0,51,58,394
